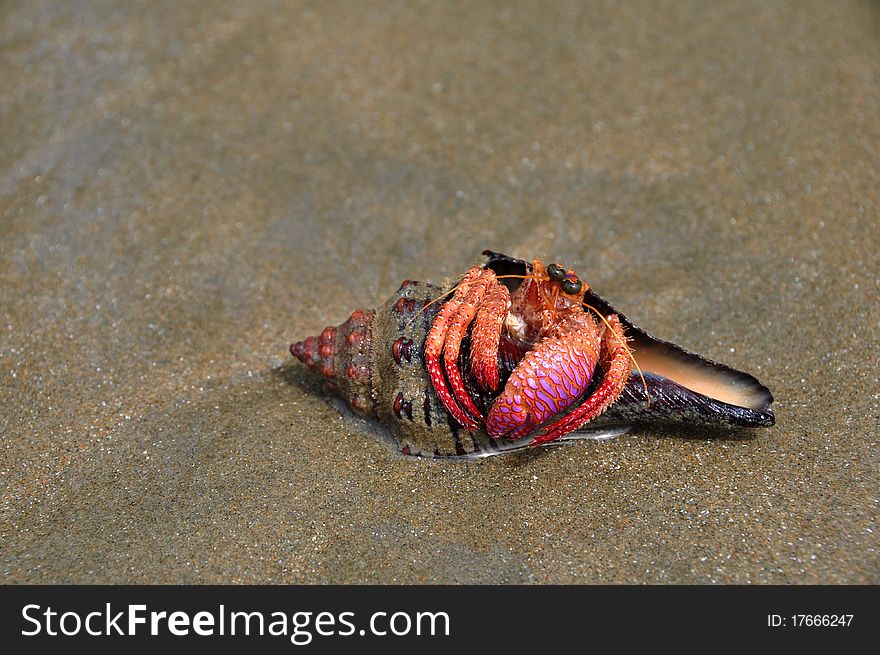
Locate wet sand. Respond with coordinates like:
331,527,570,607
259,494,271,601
1,1,878,583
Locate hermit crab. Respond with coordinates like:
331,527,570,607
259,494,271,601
291,251,775,458
423,258,634,448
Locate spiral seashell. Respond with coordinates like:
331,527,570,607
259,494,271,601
291,251,775,458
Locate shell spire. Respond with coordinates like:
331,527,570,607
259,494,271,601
290,307,375,414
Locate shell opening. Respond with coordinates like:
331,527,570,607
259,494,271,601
632,339,771,411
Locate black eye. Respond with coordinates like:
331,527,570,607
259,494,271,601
561,278,582,295
547,263,565,282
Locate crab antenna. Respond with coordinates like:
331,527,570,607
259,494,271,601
582,302,651,405
403,283,462,329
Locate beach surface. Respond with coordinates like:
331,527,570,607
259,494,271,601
1,0,878,583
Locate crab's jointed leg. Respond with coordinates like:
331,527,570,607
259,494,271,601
529,314,631,447
424,266,483,430
440,271,497,423
470,281,511,392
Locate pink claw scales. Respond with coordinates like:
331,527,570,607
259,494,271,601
529,314,631,447
485,312,601,439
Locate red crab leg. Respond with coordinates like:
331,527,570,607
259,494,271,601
441,271,497,422
424,266,484,430
485,311,602,439
529,314,631,447
470,281,511,392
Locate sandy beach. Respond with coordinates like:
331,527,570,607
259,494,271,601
1,0,877,583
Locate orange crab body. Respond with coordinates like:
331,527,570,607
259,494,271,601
424,259,632,446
